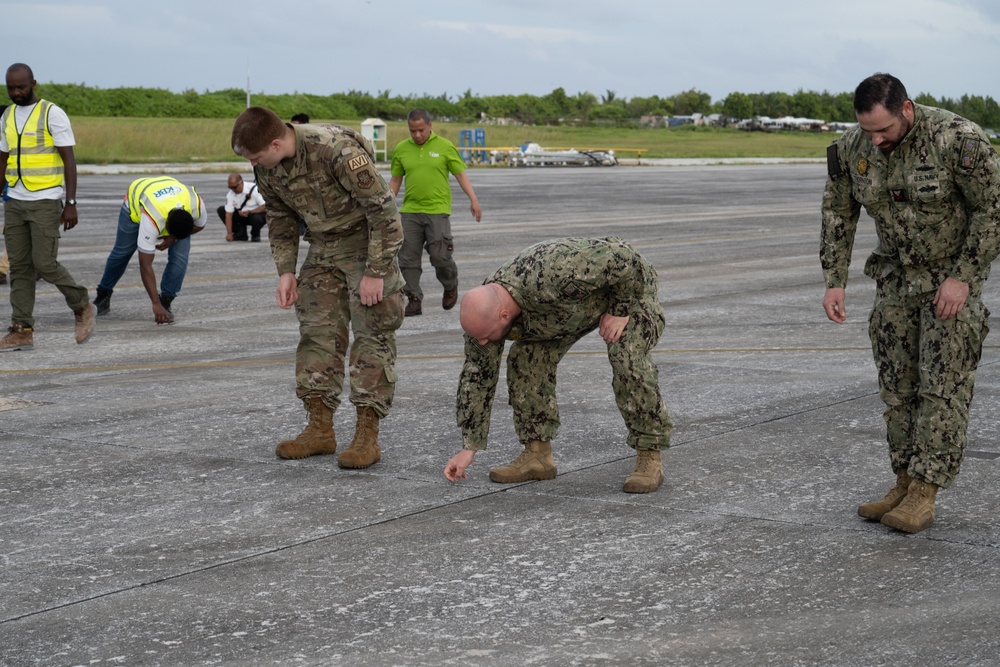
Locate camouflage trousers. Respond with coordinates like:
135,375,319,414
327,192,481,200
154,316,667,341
295,233,405,418
868,278,989,489
506,295,673,451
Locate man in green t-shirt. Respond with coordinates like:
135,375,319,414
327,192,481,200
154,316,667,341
390,108,482,316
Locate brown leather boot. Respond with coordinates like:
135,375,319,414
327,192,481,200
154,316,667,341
858,470,913,520
0,322,34,352
623,449,664,493
489,440,557,483
74,302,95,344
881,479,939,534
442,287,458,310
275,397,337,459
404,294,422,317
338,406,381,469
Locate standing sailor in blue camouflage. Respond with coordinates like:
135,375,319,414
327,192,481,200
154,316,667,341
443,237,673,493
231,107,405,469
821,73,1000,533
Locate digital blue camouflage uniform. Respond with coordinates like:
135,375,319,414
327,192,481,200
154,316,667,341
457,237,673,452
254,124,405,417
821,104,1000,488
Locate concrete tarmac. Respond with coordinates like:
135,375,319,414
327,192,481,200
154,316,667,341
2,165,999,667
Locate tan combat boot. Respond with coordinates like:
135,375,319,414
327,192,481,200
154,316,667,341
489,440,557,483
858,470,913,521
623,449,664,493
0,322,34,352
338,406,381,469
858,470,913,520
275,397,338,459
881,478,939,534
74,302,95,344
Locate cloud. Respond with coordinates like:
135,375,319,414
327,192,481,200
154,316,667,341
423,20,602,45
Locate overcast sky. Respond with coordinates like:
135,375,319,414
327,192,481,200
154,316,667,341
5,0,1000,106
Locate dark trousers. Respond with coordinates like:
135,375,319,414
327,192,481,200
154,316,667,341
216,206,266,240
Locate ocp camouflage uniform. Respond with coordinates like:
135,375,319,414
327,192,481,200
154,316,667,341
254,124,405,416
457,237,673,452
821,104,1000,488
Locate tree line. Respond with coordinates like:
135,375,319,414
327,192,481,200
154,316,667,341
36,83,1000,131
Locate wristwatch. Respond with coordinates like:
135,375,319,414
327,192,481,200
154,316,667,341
66,199,76,206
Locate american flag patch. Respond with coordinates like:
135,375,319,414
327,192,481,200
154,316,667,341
961,140,978,168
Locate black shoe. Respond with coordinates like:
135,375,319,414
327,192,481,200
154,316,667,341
93,288,112,316
0,272,6,285
159,293,174,314
251,236,261,242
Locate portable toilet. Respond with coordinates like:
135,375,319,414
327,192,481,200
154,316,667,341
360,118,387,161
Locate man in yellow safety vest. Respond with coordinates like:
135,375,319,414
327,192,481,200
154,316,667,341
0,63,93,352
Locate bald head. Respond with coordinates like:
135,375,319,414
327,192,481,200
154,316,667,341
460,285,501,335
460,284,519,344
227,172,243,191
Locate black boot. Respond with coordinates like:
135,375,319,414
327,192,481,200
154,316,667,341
159,293,174,315
93,288,113,316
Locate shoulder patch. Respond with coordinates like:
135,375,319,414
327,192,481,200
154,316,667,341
959,138,981,170
826,144,843,178
356,169,375,190
348,154,371,171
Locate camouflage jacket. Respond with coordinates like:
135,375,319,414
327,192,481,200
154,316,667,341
254,124,402,277
821,104,1000,295
457,237,658,450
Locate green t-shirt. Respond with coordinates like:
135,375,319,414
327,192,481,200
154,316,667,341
390,132,466,214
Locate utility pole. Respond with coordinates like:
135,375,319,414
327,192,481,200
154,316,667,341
246,64,251,109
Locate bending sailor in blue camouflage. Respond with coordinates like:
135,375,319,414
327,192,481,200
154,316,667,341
443,237,674,493
231,107,405,470
821,73,1000,534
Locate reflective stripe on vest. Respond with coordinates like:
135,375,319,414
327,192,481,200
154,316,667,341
3,100,65,191
126,177,201,236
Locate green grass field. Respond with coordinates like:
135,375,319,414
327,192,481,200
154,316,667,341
71,117,843,165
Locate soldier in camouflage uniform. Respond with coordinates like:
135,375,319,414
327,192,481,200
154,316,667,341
821,73,1000,534
443,237,674,493
231,107,405,470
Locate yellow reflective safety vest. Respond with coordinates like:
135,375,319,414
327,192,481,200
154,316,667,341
3,100,65,191
126,177,202,236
